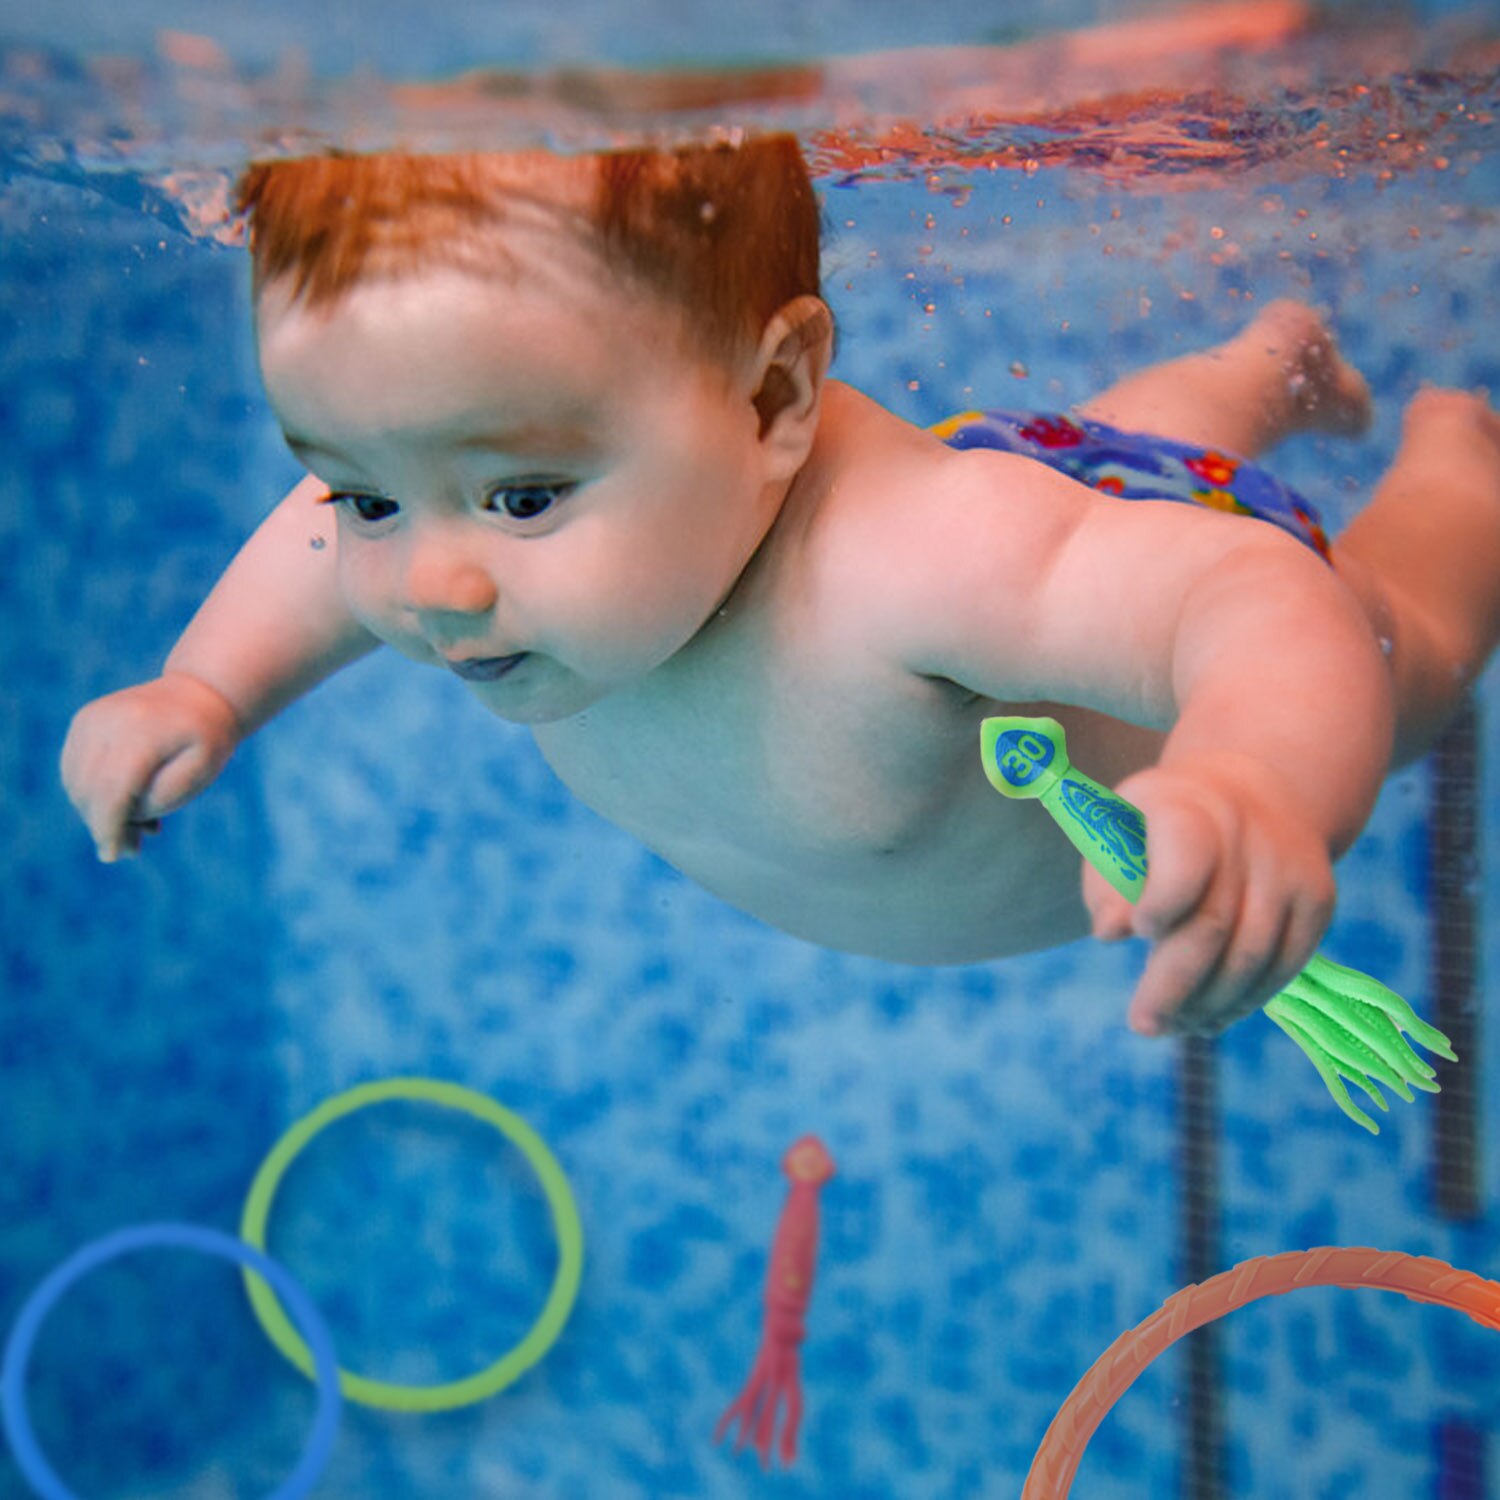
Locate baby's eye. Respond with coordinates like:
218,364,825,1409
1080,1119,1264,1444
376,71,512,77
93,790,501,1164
332,492,400,523
486,481,576,521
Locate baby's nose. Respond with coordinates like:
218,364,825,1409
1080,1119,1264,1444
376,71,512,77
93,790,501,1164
403,539,498,616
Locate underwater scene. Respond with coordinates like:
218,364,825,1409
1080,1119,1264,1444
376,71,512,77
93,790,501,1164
2,0,1499,1495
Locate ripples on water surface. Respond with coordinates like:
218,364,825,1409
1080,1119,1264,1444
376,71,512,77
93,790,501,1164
1,0,1496,230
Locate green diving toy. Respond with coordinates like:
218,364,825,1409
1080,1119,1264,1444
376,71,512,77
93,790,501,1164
980,715,1457,1134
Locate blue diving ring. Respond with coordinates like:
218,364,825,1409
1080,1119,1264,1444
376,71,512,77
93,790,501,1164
1,1223,341,1500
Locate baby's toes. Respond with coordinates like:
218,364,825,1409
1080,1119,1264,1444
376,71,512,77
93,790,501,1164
1403,386,1500,451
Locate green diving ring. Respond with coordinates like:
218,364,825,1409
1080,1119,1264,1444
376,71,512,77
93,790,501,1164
239,1077,584,1413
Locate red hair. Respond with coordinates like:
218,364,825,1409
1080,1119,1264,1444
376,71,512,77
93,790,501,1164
235,136,821,364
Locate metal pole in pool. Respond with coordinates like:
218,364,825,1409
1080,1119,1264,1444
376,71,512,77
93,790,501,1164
1427,700,1486,1500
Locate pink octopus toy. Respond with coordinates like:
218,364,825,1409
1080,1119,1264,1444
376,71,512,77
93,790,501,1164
716,1135,837,1469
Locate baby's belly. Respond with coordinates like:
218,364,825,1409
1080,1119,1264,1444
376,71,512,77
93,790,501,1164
539,696,1163,967
670,814,1096,964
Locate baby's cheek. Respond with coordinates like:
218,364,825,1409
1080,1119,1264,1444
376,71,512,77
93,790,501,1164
335,558,405,648
333,562,372,621
568,608,677,682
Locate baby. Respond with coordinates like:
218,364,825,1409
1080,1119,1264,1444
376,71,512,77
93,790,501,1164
61,137,1500,1040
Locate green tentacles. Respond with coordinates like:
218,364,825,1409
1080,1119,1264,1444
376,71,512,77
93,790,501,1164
982,715,1457,1133
1264,956,1457,1133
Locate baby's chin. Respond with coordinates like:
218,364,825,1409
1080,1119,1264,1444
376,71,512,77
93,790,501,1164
460,665,614,725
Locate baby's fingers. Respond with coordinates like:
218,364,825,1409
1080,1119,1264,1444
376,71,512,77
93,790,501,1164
1123,784,1223,941
1081,865,1134,941
1162,891,1294,1037
103,745,204,858
92,785,155,863
1196,877,1332,1033
64,740,171,861
1082,778,1218,943
137,740,220,820
1130,853,1334,1038
114,817,163,860
1121,796,1240,1036
1127,903,1238,1036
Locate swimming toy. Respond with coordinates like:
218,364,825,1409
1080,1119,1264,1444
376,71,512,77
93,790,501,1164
240,1076,583,1413
716,1135,836,1469
981,715,1457,1132
1023,1245,1500,1497
1,1223,341,1500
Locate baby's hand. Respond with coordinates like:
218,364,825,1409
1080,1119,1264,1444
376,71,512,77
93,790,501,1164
1082,754,1337,1038
60,672,242,862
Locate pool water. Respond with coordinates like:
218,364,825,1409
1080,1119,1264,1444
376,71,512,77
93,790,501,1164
2,3,1498,1496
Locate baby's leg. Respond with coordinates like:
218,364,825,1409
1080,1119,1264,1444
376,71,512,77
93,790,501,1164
1332,389,1500,766
1077,304,1499,766
1076,300,1372,457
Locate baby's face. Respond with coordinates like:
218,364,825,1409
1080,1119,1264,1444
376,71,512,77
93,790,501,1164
256,237,781,723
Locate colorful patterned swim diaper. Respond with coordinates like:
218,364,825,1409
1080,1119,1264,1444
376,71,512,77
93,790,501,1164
931,409,1332,562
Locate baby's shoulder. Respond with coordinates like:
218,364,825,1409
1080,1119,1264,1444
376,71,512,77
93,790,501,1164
810,387,1090,593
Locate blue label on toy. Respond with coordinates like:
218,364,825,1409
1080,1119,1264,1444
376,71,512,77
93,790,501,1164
993,728,1056,789
1057,776,1149,884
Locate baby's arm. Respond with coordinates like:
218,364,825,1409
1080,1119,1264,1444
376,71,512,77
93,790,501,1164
901,452,1394,1036
1088,530,1394,1038
62,475,378,859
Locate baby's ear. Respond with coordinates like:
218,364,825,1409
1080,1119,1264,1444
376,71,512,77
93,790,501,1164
750,296,833,479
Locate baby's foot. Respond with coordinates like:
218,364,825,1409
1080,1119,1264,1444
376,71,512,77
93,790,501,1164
1397,386,1500,549
1248,299,1373,438
1389,384,1500,675
1400,384,1500,461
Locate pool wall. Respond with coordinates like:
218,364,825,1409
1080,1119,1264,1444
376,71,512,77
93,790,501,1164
2,108,1498,1498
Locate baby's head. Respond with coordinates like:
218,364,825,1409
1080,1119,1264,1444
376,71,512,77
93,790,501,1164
237,134,824,379
238,137,833,722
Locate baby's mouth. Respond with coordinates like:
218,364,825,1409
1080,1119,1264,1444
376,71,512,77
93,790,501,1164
447,653,528,682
